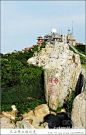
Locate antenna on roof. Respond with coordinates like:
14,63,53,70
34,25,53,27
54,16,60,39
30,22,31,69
68,27,70,34
72,21,73,35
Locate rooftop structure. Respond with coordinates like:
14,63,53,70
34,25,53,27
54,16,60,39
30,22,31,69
37,36,44,44
51,28,57,33
22,45,40,52
22,27,82,52
67,33,76,45
75,43,83,46
44,28,76,45
44,31,62,43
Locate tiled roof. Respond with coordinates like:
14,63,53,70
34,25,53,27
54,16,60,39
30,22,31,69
22,44,40,51
75,43,83,45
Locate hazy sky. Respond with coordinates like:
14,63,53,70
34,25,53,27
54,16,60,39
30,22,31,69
1,1,85,54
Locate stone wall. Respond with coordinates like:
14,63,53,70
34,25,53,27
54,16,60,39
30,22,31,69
44,41,81,110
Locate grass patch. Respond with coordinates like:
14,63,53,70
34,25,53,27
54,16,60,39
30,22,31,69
81,64,85,69
1,104,12,112
1,99,47,114
49,106,64,113
39,121,44,126
63,90,76,113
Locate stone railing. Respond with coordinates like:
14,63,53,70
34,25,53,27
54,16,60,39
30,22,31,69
68,43,86,58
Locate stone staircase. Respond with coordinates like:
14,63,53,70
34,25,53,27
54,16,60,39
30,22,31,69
68,43,86,58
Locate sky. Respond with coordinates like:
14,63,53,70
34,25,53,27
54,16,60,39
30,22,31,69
1,1,85,54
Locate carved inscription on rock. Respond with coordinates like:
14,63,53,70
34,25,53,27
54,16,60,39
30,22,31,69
47,78,59,95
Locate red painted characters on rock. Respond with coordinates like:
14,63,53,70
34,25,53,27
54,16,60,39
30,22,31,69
48,78,52,83
53,78,59,85
47,78,59,95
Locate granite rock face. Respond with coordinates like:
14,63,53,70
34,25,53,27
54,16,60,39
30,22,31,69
2,111,16,121
1,117,15,129
71,92,86,129
27,42,54,67
44,41,81,110
16,121,35,129
34,104,49,118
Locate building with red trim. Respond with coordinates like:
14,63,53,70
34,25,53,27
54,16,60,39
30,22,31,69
22,36,44,52
37,36,44,44
22,44,40,52
75,43,83,46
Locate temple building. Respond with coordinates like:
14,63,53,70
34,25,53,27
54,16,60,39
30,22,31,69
37,36,44,44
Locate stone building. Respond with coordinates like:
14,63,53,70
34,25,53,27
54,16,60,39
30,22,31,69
67,33,76,45
44,28,62,43
44,28,76,45
61,33,67,44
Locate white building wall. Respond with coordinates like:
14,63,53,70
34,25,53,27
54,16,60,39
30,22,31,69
62,33,67,44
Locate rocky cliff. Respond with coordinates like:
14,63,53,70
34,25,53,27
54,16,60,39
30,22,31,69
44,41,81,110
27,41,82,110
27,42,54,67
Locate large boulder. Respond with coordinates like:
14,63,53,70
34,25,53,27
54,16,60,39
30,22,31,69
31,117,44,129
2,111,16,121
34,104,49,119
44,41,81,110
43,122,49,129
27,57,37,65
71,92,85,128
16,121,35,129
22,110,35,119
11,105,18,112
2,105,18,122
11,104,18,115
22,109,47,129
43,112,72,129
1,117,15,129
